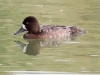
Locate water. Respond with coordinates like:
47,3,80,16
1,33,100,75
0,0,100,75
14,35,83,56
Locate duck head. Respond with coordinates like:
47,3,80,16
14,16,40,35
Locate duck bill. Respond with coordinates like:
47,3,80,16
14,27,25,35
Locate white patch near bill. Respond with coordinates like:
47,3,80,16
22,24,27,30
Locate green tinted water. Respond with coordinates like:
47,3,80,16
0,0,100,75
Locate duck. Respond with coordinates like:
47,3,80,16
14,16,85,39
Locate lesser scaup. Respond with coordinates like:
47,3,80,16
14,16,85,39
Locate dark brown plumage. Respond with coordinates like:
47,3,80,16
14,16,85,39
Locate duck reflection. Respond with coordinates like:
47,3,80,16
14,40,40,55
14,31,86,56
14,38,63,56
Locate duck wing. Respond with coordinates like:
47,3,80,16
40,25,86,36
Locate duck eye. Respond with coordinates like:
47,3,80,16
26,22,29,24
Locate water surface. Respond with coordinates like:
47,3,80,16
0,0,100,75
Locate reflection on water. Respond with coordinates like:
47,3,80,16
14,40,40,55
6,71,100,75
6,71,71,75
14,33,84,56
